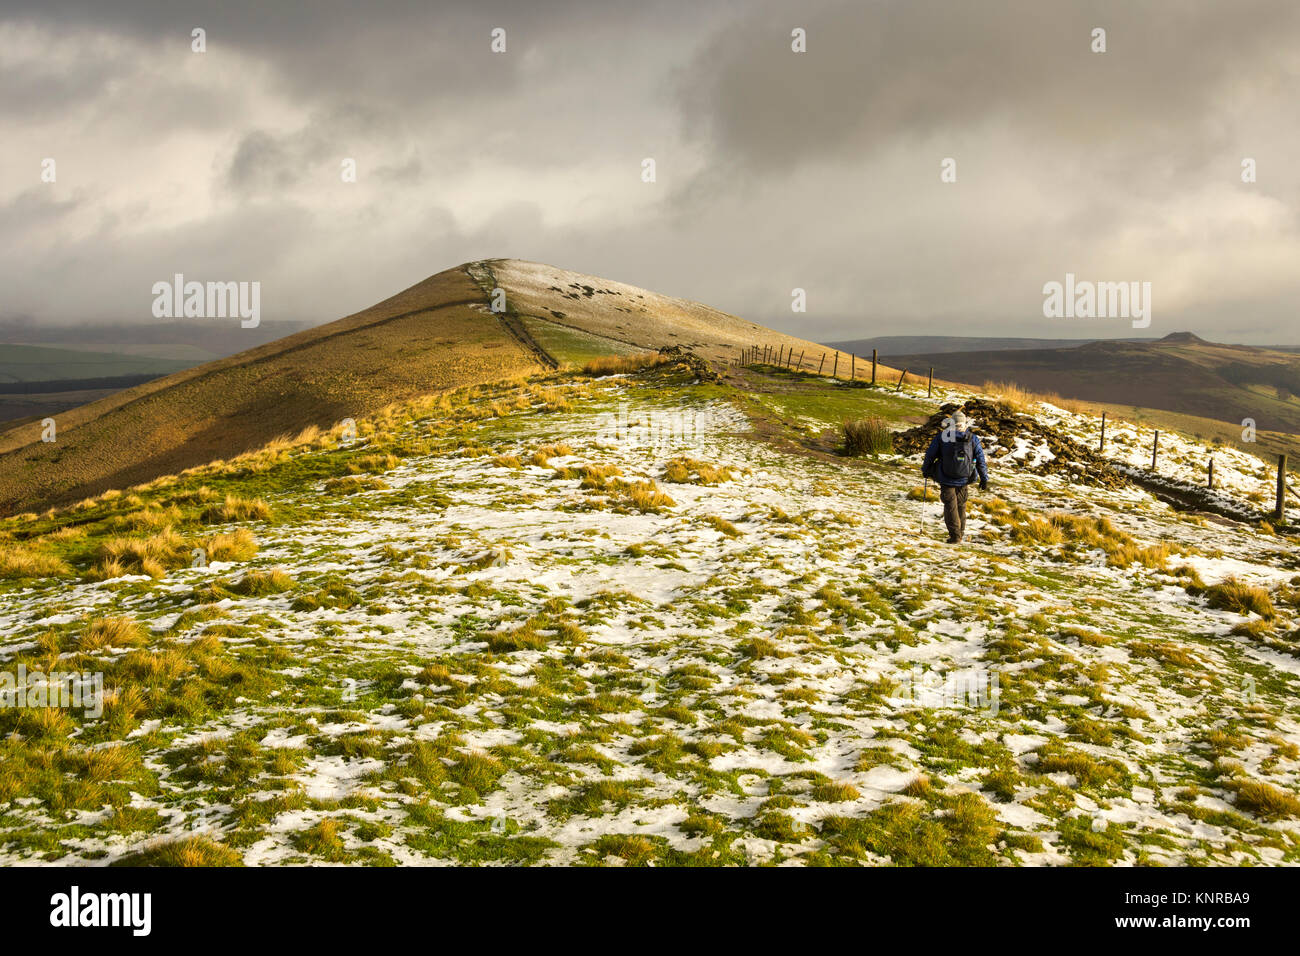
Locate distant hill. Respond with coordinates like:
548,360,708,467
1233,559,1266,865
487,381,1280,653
824,335,1112,355
885,332,1300,433
0,344,196,384
0,259,856,512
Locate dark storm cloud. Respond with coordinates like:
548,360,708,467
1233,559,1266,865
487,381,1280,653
1,0,1298,343
677,0,1300,174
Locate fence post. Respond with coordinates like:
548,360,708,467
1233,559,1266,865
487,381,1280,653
927,366,933,397
896,368,908,391
1276,454,1288,522
1208,458,1214,490
871,349,878,385
797,349,805,370
1099,411,1106,453
818,353,825,375
1151,431,1159,470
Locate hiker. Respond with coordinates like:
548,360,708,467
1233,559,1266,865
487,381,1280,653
921,409,989,544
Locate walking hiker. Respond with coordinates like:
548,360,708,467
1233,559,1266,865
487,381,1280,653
921,410,989,544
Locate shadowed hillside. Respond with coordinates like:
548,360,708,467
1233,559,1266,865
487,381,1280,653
886,333,1300,434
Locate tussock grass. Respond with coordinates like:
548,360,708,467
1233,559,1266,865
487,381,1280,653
662,457,734,485
94,527,188,578
323,476,389,495
114,504,184,532
592,479,675,513
204,529,259,563
0,542,70,580
112,836,242,867
201,495,272,523
704,515,741,538
1203,577,1276,618
533,387,571,412
530,443,573,467
79,616,146,652
812,781,861,802
843,417,893,456
229,568,294,596
582,353,668,376
981,380,1036,412
999,507,1172,571
1231,780,1300,820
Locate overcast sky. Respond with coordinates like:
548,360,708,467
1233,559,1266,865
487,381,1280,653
2,0,1298,344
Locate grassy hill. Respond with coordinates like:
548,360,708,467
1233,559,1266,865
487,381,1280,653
885,332,1300,435
0,260,893,514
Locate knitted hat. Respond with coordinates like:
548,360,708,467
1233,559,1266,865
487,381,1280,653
950,410,968,430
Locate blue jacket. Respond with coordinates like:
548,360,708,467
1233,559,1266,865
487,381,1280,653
922,430,989,487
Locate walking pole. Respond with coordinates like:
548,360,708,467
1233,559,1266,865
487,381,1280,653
922,476,929,535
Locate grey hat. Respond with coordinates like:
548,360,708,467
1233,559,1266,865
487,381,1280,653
950,410,968,429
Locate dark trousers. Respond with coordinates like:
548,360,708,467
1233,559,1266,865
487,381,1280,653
939,484,968,542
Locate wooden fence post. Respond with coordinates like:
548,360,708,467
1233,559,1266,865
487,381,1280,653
1151,431,1159,470
818,353,825,375
1208,458,1214,490
797,350,805,370
927,367,933,397
896,368,909,391
871,349,878,385
1099,412,1106,453
832,353,838,378
1276,454,1288,522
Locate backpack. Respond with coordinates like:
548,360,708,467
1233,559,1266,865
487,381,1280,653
940,433,975,480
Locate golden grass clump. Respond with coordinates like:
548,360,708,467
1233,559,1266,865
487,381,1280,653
843,417,893,456
79,616,147,652
662,457,734,485
1231,779,1300,820
0,542,71,580
1204,577,1276,619
619,480,676,513
203,529,259,563
530,443,574,467
201,495,272,523
113,836,243,867
230,568,294,595
94,527,188,578
346,452,400,475
581,352,669,376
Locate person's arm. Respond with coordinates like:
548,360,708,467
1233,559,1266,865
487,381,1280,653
922,436,940,478
973,434,989,485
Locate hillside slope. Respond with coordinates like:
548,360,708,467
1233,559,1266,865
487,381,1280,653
0,260,888,514
1,360,1297,866
0,265,542,513
886,333,1300,434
